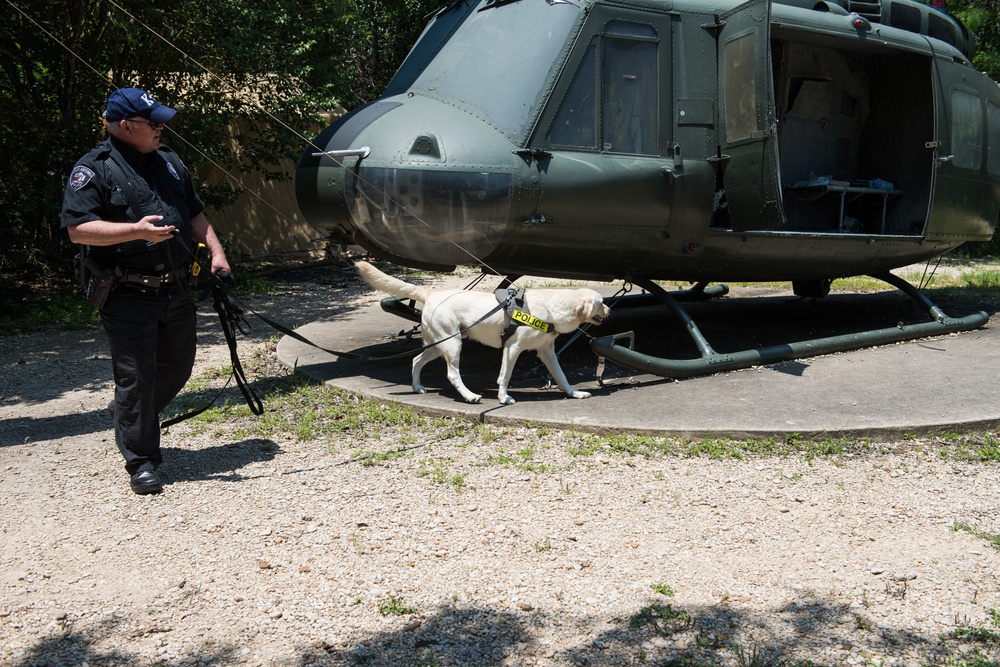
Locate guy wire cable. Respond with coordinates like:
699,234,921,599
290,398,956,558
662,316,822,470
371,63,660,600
97,0,518,283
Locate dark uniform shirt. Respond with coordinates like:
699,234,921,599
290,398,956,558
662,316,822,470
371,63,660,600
61,135,205,273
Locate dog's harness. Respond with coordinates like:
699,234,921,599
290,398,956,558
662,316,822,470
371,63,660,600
495,287,554,344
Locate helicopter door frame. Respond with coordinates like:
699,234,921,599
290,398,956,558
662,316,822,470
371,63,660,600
926,56,1000,241
716,0,782,232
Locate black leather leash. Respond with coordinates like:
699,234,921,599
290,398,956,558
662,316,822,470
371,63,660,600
161,268,261,428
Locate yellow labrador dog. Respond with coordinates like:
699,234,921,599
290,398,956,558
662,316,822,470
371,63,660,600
355,261,609,404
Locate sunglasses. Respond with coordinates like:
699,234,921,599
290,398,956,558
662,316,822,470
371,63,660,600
126,118,165,130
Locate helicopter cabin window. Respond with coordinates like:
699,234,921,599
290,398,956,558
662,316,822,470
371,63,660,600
988,101,1000,177
889,3,921,33
928,12,958,47
951,88,983,171
724,34,758,143
603,23,658,154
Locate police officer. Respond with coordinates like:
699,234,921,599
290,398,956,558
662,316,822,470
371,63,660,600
61,87,231,495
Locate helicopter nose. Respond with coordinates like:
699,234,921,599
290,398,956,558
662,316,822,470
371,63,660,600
299,96,519,268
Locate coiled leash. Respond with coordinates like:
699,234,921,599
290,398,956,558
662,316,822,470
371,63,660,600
160,268,262,428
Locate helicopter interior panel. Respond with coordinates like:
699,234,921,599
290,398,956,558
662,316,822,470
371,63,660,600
774,41,932,236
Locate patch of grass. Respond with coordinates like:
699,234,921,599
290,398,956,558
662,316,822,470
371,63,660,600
231,270,278,295
416,459,465,490
376,594,417,616
629,603,691,635
732,641,786,667
354,448,409,467
937,650,1000,667
487,445,553,472
650,582,675,597
939,608,1000,667
953,522,1000,553
945,626,1000,643
568,431,874,463
0,279,100,334
961,267,1000,289
566,439,599,456
855,614,875,631
575,433,674,458
173,373,437,446
940,432,1000,463
533,537,551,552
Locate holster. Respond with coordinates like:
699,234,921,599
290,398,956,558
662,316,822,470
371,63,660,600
78,253,120,311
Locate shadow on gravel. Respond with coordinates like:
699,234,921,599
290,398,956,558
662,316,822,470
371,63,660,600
7,597,997,667
5,617,240,667
160,438,282,484
319,597,993,667
0,407,111,447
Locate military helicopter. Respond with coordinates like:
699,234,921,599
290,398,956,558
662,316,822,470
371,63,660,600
295,0,1000,379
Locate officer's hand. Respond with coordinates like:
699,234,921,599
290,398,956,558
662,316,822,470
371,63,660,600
136,216,176,243
216,269,236,288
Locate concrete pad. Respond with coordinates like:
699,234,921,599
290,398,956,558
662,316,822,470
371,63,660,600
276,286,1000,438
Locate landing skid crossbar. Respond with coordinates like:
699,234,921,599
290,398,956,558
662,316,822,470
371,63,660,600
590,273,989,379
380,296,422,323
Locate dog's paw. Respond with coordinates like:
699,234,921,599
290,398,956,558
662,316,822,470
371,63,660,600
499,395,516,405
413,385,426,394
569,391,591,399
464,393,483,404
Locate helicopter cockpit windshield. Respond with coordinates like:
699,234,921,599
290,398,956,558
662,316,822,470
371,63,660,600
338,0,584,267
408,0,581,136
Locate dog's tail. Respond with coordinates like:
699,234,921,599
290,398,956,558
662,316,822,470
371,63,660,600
354,261,433,304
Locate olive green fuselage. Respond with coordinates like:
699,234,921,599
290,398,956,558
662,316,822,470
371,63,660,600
296,0,1000,284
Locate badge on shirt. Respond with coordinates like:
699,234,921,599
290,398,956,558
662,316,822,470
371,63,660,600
69,165,96,191
165,161,180,181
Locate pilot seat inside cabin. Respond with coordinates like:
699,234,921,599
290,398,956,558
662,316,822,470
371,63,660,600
774,40,931,236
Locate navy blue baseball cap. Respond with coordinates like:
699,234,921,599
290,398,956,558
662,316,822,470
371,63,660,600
105,88,176,123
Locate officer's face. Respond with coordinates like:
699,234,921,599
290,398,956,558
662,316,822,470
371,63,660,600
119,118,165,154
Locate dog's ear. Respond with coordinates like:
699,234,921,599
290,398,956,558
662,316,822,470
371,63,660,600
576,296,597,322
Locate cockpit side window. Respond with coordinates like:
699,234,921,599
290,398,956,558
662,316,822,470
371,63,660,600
547,20,658,155
547,45,598,148
951,88,983,171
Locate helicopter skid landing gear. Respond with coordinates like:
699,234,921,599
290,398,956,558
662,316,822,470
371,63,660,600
590,272,989,379
380,296,423,323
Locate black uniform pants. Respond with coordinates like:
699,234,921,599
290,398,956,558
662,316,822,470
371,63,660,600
101,284,196,474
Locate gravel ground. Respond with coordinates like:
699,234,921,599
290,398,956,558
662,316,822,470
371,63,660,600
2,266,1000,667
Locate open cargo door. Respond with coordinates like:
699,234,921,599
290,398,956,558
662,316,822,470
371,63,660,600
717,0,782,231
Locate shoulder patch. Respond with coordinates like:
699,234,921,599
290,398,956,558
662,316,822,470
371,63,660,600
69,165,96,191
165,161,181,181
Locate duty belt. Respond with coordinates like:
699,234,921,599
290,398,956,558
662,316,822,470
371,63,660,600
119,266,188,289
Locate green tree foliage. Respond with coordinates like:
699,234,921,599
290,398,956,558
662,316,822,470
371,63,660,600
950,0,1000,81
0,0,439,278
